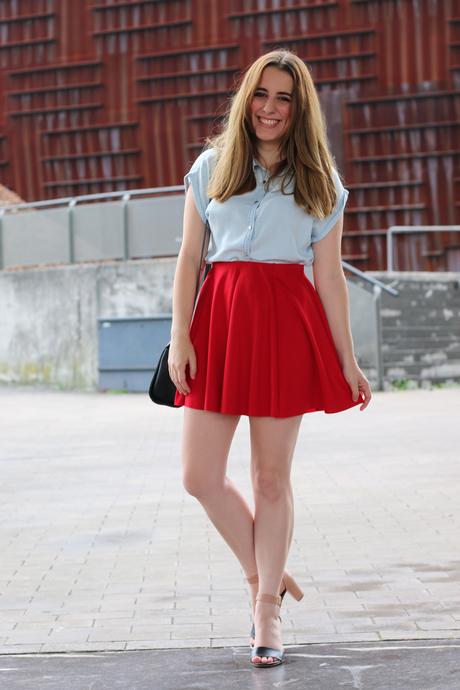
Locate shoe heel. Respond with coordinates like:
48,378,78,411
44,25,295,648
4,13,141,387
283,571,304,601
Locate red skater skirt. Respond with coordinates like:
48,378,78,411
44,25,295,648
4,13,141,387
173,261,363,417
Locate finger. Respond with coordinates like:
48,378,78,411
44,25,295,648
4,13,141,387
359,383,371,409
177,370,191,394
189,352,197,380
352,383,359,402
171,367,189,395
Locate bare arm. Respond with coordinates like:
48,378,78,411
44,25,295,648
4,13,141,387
168,185,210,395
311,214,356,368
312,214,372,409
171,184,210,337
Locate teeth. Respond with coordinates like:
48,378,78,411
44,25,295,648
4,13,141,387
259,117,279,125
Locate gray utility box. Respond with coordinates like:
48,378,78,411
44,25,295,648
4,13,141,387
97,315,172,392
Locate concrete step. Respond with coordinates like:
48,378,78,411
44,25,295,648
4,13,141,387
383,357,460,370
382,350,460,365
383,374,460,387
382,338,460,349
384,364,460,379
381,301,460,310
380,301,460,308
382,326,459,337
382,340,460,350
382,318,460,329
381,307,460,318
380,302,460,310
382,342,460,357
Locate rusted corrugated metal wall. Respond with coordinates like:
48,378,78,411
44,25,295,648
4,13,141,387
0,0,459,270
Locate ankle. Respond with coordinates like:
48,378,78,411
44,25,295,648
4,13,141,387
257,592,282,606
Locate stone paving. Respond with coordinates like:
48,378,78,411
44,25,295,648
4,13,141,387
0,384,459,655
2,640,460,689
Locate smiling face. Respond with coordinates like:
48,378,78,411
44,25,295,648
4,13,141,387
250,66,294,149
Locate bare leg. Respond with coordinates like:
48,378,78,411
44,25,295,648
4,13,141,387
181,407,258,590
249,413,303,665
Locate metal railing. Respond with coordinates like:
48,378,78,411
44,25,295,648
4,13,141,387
0,186,184,270
0,185,404,391
387,225,460,272
342,259,399,296
342,259,399,392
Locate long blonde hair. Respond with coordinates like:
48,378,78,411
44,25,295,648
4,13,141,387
204,48,341,219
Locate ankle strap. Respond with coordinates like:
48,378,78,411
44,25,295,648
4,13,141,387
256,593,282,606
246,573,259,584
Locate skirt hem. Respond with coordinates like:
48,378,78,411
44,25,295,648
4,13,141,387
174,396,363,418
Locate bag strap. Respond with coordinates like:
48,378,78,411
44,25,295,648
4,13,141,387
192,218,211,308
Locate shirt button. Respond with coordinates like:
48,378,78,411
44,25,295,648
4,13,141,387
248,225,251,229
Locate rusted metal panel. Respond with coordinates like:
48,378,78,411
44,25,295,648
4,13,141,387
0,0,459,270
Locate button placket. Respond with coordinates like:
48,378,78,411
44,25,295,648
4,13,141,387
244,167,268,256
245,200,262,255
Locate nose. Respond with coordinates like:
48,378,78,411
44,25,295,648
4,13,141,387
261,101,277,115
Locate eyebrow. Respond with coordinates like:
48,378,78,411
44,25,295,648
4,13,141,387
255,87,293,96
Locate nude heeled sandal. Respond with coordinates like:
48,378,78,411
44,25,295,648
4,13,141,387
250,593,284,668
246,573,259,646
246,571,304,647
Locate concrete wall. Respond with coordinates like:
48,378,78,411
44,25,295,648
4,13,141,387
1,260,458,391
0,259,177,389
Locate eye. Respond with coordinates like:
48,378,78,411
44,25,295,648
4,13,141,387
254,91,291,102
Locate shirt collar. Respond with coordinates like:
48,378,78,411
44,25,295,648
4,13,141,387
252,157,266,172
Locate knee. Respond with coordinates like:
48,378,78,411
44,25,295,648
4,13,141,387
182,471,219,500
253,468,289,502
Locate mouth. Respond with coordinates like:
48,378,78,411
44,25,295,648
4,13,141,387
257,116,280,128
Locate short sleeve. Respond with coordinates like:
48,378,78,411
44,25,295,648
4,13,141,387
311,168,349,243
184,148,215,224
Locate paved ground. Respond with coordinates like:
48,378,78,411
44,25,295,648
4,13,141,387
0,384,459,687
0,640,460,689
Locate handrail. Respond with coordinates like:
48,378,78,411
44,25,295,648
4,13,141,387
341,259,399,296
2,189,434,297
0,185,184,269
0,186,397,390
341,260,396,390
0,185,184,214
387,225,460,271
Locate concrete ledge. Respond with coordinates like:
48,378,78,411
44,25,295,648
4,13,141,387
0,258,177,389
1,262,459,389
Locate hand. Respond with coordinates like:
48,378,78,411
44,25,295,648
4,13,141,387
342,360,372,411
168,334,197,396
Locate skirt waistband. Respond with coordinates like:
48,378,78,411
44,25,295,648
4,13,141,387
208,260,305,276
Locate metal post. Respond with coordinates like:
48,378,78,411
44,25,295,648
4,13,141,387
373,284,384,391
387,227,393,272
0,209,4,270
122,193,131,260
68,198,77,264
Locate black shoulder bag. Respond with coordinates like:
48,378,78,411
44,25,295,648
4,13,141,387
148,219,211,406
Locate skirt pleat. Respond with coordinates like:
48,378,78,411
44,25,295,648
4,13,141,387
173,261,363,417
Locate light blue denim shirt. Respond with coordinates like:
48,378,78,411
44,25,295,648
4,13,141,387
184,147,349,266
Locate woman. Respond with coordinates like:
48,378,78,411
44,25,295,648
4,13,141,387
168,49,372,668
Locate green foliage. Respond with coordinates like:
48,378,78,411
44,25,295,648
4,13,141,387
391,378,411,390
390,378,460,391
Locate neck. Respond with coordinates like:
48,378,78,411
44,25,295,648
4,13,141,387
255,142,283,171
